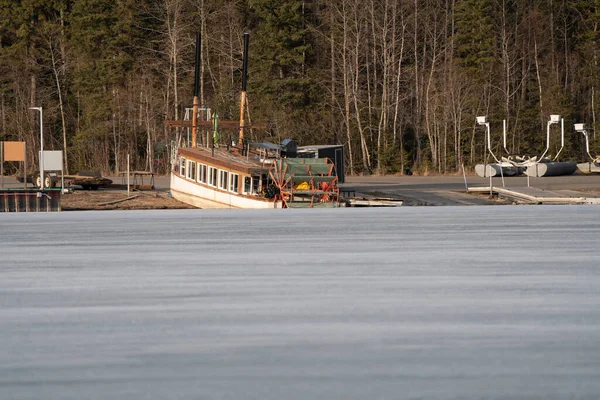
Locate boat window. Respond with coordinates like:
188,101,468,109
229,173,239,193
218,170,228,190
252,175,261,194
243,176,252,194
180,158,186,177
188,161,196,180
260,174,270,191
208,166,217,187
198,164,207,183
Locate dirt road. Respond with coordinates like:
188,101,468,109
143,173,600,206
342,174,600,206
3,173,600,209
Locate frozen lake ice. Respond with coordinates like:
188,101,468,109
1,206,600,399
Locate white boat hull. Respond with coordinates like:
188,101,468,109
170,173,282,209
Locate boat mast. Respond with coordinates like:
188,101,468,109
238,33,250,146
191,32,201,148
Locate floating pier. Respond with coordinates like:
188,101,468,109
468,186,600,205
345,197,403,207
577,162,600,174
0,189,61,212
475,163,522,177
523,162,577,177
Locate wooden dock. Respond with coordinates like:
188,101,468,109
469,186,600,204
0,189,62,212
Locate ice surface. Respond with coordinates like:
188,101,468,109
1,206,600,399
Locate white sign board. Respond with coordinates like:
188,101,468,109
41,150,63,171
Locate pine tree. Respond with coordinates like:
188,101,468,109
69,0,141,171
454,0,495,81
248,0,318,137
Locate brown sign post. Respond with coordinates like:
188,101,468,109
1,141,27,189
4,141,26,161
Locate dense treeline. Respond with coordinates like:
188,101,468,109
1,0,600,175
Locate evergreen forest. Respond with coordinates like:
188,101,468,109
2,0,600,176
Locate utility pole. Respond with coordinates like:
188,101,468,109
30,107,44,190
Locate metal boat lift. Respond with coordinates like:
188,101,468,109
475,115,576,178
474,117,521,177
574,123,600,174
522,115,576,177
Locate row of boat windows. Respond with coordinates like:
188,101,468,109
179,158,260,194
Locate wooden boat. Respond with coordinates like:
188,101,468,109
170,145,283,209
169,33,339,209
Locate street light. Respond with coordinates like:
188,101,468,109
29,107,44,190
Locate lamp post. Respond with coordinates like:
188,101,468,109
29,107,44,190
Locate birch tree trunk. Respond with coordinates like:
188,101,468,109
341,2,354,175
353,16,370,173
49,39,69,174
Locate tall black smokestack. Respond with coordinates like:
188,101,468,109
191,32,201,147
241,33,249,92
238,33,250,144
194,32,201,98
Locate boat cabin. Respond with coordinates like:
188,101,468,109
175,146,275,198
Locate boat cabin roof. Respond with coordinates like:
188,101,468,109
250,141,281,150
179,146,268,175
